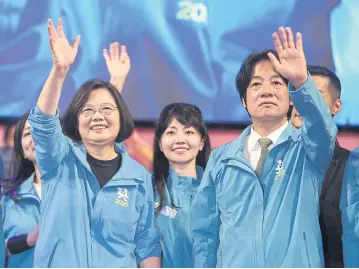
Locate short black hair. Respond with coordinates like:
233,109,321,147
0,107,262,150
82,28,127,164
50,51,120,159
63,79,134,143
235,50,289,106
307,65,341,98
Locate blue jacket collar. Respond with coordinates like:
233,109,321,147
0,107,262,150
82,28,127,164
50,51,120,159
225,123,299,160
167,165,203,190
168,165,203,181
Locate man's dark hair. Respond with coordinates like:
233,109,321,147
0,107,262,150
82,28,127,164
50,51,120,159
235,50,289,106
307,65,341,98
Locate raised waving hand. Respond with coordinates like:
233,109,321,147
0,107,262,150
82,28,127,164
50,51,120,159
37,18,80,116
103,42,130,93
48,18,80,71
268,27,308,89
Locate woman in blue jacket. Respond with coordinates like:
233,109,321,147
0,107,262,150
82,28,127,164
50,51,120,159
0,113,40,267
28,18,160,267
152,102,211,267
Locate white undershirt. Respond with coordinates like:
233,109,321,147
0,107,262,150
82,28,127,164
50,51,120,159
244,121,288,170
34,183,41,200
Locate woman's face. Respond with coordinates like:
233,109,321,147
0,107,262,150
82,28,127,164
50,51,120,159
78,88,120,147
160,118,204,168
21,120,36,163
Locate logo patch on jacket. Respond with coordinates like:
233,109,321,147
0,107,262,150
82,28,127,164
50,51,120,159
274,160,285,180
116,188,129,207
160,206,177,219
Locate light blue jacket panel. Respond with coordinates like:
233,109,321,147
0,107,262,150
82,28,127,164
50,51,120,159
155,166,203,267
0,154,4,267
340,147,359,268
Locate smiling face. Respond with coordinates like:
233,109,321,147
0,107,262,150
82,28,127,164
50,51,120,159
21,120,36,163
78,88,120,146
159,118,204,169
243,60,290,123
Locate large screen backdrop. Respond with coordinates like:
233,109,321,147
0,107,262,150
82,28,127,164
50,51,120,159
0,0,358,126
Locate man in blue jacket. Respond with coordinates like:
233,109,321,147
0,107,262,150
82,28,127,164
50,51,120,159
191,27,337,267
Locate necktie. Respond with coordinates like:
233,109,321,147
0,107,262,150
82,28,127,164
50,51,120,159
255,138,273,177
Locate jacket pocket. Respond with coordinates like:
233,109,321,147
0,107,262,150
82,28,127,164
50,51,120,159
302,232,312,268
47,238,62,268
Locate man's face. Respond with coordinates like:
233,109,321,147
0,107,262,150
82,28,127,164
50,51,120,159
312,75,341,115
243,60,290,123
291,75,342,128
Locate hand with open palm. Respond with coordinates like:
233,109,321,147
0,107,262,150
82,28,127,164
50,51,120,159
103,42,131,78
103,42,131,93
48,18,80,71
268,27,308,89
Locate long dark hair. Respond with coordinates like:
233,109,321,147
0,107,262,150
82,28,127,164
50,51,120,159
153,103,211,211
0,112,35,200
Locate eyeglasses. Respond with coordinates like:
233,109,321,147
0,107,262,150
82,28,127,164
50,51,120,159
80,104,118,117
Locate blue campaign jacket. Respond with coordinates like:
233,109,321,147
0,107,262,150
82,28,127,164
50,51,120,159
0,208,4,268
0,155,5,267
340,147,359,267
191,75,337,267
0,155,6,267
1,174,40,268
155,166,203,267
28,106,161,268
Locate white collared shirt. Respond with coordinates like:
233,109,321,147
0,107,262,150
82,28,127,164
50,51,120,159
34,182,41,200
245,121,289,171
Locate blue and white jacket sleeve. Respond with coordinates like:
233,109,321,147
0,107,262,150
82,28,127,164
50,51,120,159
289,74,337,175
340,148,359,268
191,152,221,267
134,171,161,262
28,105,69,180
